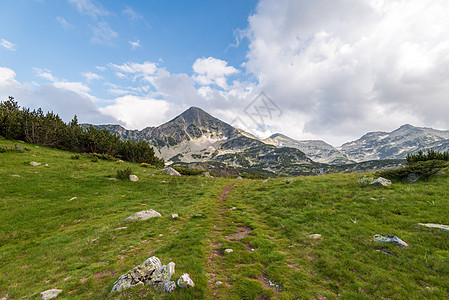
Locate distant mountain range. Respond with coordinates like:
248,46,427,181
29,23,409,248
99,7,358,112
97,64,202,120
85,107,449,176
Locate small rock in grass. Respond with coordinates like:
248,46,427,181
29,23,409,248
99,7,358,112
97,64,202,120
373,234,409,247
30,161,41,167
40,289,62,299
162,167,181,176
236,176,243,179
309,234,322,239
125,209,162,221
115,227,127,230
417,223,449,232
163,281,176,293
11,174,20,178
44,164,49,167
108,178,119,181
177,273,195,288
129,175,139,182
68,197,77,201
224,249,233,254
215,281,223,285
370,177,391,187
171,213,179,219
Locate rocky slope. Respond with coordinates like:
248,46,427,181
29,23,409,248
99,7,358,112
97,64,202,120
338,124,449,162
89,107,312,175
264,133,352,165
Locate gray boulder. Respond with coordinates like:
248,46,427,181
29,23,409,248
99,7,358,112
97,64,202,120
370,177,392,187
111,256,161,293
125,209,162,221
30,161,41,167
162,167,181,176
40,289,62,299
177,273,195,288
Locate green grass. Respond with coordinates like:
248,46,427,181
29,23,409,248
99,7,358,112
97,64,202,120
1,138,448,299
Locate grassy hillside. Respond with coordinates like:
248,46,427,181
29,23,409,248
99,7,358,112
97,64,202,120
1,138,448,299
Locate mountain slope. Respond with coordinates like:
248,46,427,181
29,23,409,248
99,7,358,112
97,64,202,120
91,107,312,175
339,124,449,162
264,133,353,165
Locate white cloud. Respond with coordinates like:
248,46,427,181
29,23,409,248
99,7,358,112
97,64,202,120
90,21,118,45
0,67,19,85
109,61,158,76
193,57,239,89
243,0,449,145
1,39,16,51
81,72,102,81
56,16,74,30
129,40,141,50
34,68,58,82
68,0,108,18
100,95,172,129
122,6,143,20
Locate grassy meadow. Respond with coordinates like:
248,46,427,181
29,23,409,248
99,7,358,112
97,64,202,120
0,138,448,299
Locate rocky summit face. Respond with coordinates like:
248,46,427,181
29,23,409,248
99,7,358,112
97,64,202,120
338,124,449,162
90,107,311,175
264,133,353,165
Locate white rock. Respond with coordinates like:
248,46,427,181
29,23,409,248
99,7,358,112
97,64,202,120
129,175,139,182
370,177,392,187
215,281,223,285
40,289,62,299
171,213,179,219
236,176,243,179
177,273,195,288
224,249,233,254
162,167,181,176
125,209,162,221
11,174,20,177
309,234,322,239
30,161,41,167
68,197,77,201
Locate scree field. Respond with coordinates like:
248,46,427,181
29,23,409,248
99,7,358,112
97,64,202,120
1,139,448,299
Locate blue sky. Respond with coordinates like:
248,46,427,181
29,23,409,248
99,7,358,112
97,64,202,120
1,0,449,146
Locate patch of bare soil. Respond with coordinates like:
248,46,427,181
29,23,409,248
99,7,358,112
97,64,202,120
224,226,252,241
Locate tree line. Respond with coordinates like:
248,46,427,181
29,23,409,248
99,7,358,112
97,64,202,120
0,97,164,167
406,149,449,165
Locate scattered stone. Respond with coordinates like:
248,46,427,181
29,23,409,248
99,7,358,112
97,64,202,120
68,197,77,201
236,176,243,179
40,289,62,299
202,172,213,178
309,234,322,239
417,223,449,232
30,161,41,167
224,249,233,254
129,175,139,182
215,281,223,285
263,179,268,183
118,160,124,163
124,209,162,221
162,167,181,176
171,213,179,219
152,262,176,291
90,237,99,243
230,207,236,210
405,173,419,183
159,234,163,237
108,178,119,181
370,177,392,187
373,234,409,247
162,281,176,293
177,273,195,288
44,164,49,167
115,227,127,230
11,174,20,178
111,256,161,293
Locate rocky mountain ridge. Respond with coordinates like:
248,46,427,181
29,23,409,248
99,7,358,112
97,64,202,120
85,107,449,175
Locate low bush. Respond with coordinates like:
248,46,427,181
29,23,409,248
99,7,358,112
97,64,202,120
117,167,132,180
172,166,204,176
0,145,31,153
376,160,448,181
71,154,80,159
